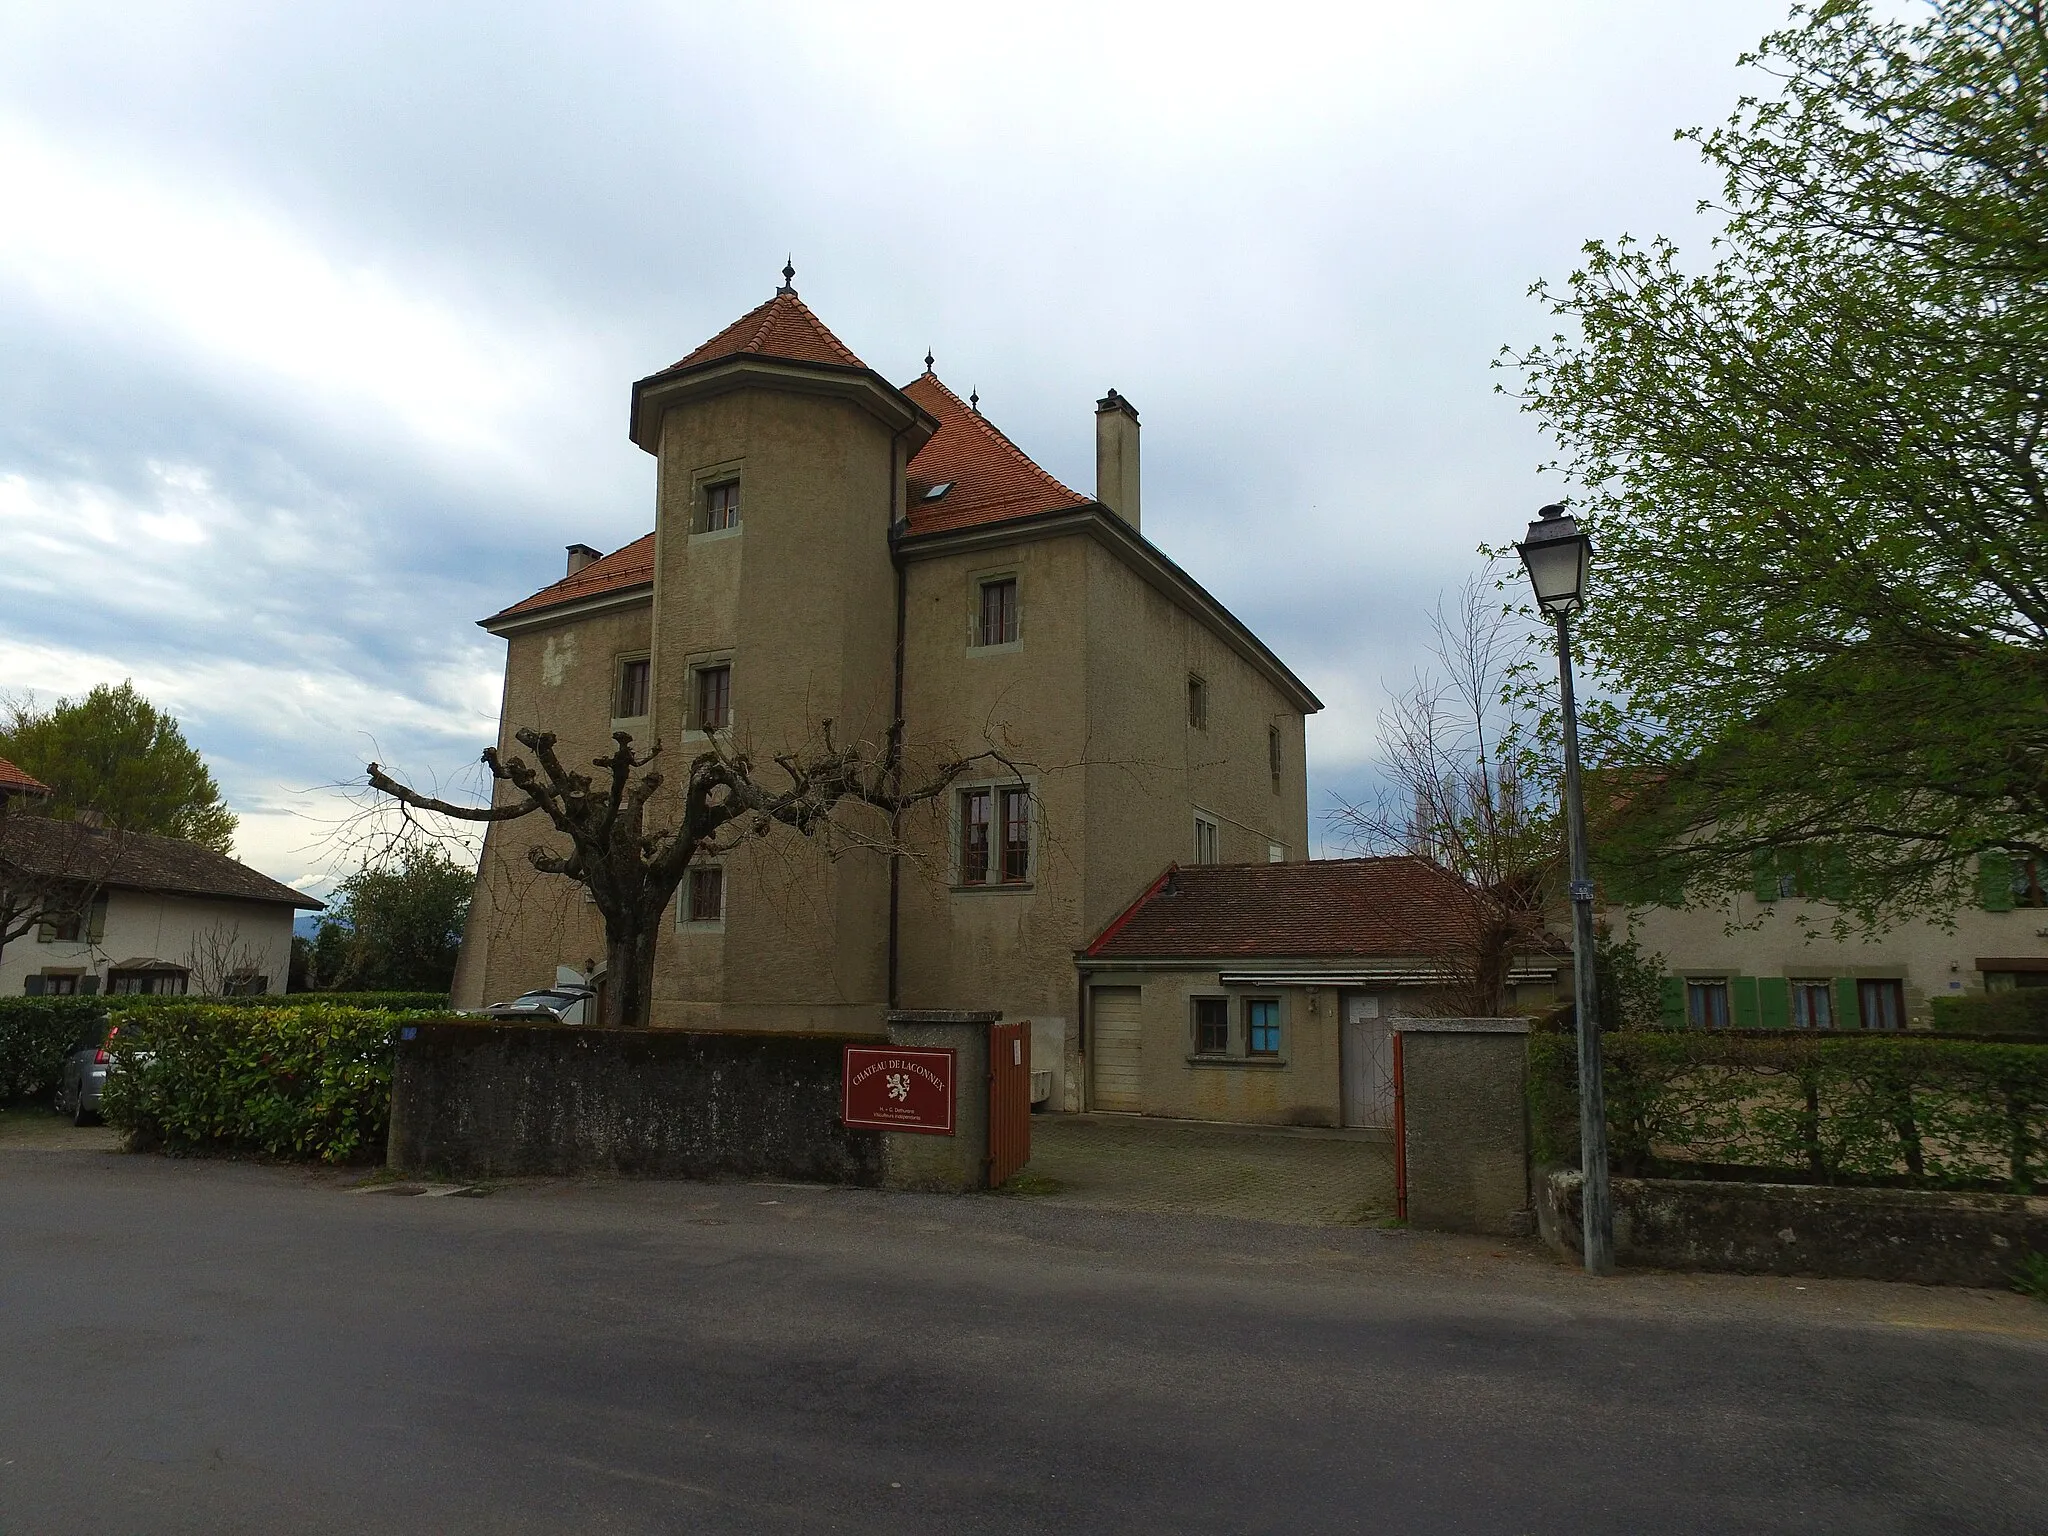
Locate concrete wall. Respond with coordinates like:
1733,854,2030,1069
1539,1166,2048,1287
389,1021,887,1183
3,891,295,997
1613,893,2048,1027
1394,1020,1531,1237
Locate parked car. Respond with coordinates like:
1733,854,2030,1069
52,1018,118,1126
479,985,595,1024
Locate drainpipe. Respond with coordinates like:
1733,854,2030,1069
887,429,910,1012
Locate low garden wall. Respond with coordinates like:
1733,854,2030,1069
1538,1165,2048,1287
388,1020,887,1185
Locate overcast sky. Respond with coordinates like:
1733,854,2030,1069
0,0,1796,890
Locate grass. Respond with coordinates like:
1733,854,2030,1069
995,1173,1064,1197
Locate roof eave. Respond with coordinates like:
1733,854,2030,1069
897,504,1324,715
480,580,655,637
629,356,940,457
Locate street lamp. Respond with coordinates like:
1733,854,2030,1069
1517,503,1615,1277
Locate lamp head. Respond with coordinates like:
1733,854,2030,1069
1516,503,1592,617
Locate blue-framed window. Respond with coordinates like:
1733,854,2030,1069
1245,998,1280,1056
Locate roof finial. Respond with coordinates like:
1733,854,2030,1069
924,348,935,373
969,387,980,413
778,257,796,295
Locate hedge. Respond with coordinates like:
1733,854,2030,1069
0,993,452,1103
100,1004,451,1163
1929,988,2048,1036
1531,1030,2048,1194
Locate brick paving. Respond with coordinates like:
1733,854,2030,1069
1015,1112,1395,1226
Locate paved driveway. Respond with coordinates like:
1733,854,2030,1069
3,1139,2045,1534
1018,1112,1394,1224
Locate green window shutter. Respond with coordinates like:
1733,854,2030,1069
1751,850,1779,903
86,896,107,943
1659,975,1687,1028
1731,975,1761,1029
1758,976,1790,1029
23,974,44,996
1834,976,1860,1030
1820,847,1851,903
1978,851,2016,912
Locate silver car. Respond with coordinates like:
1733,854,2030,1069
52,1019,117,1126
479,985,594,1024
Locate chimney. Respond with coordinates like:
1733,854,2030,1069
1095,389,1140,530
565,543,601,577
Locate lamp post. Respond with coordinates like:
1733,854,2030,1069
1516,503,1615,1277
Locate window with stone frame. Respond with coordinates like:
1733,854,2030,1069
1193,996,1229,1055
684,864,724,924
615,656,650,719
976,577,1018,647
1245,997,1281,1056
703,479,741,532
693,664,731,732
958,784,1031,886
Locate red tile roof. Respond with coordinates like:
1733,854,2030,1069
902,373,1090,534
0,757,50,796
486,534,656,626
657,289,869,376
1085,857,1496,960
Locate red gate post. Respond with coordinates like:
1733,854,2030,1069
1392,1030,1408,1223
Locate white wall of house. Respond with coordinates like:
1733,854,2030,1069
0,890,296,997
1612,891,2048,1026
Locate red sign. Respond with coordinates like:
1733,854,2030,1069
842,1046,956,1135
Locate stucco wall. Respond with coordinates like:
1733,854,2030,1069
1614,892,2048,1026
2,891,295,996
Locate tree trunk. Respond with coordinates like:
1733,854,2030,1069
602,917,660,1028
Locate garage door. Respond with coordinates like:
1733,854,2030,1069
1090,986,1143,1113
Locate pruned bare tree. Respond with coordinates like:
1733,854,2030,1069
1327,571,1561,1014
183,919,275,996
367,721,1011,1027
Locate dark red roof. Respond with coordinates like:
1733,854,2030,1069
658,289,868,376
0,758,49,796
1085,857,1492,960
901,373,1090,534
486,534,655,626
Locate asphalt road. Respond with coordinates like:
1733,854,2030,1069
2,1144,2045,1535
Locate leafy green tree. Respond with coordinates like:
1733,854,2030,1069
311,843,475,992
1,682,237,855
1505,0,2048,927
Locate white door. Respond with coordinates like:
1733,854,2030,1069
1341,992,1394,1129
1090,987,1144,1113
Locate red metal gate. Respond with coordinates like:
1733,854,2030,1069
988,1020,1031,1187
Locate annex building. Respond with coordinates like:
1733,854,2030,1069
452,269,1321,1111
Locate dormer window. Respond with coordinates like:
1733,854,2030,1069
704,480,741,532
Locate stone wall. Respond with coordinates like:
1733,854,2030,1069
1538,1166,2048,1287
389,1021,884,1184
1395,1020,1530,1237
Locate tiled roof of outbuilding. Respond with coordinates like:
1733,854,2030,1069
902,373,1090,534
0,817,324,909
1085,857,1493,960
485,534,656,626
0,758,49,796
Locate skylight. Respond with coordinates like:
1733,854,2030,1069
922,481,954,501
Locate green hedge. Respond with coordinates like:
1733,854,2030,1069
1929,989,2048,1036
1531,1030,2048,1193
100,1004,449,1163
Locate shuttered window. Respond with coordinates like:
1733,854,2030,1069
1791,980,1835,1029
1686,980,1731,1029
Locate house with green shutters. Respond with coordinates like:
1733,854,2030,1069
1604,851,2048,1030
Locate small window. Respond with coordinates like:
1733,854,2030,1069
1245,998,1280,1056
2014,859,2047,908
1187,675,1207,730
685,865,724,924
694,664,731,732
977,578,1018,647
960,788,991,884
1790,980,1835,1029
222,973,268,997
1857,978,1905,1031
38,972,81,996
1985,969,2048,992
1194,814,1220,866
1000,787,1031,883
704,480,741,532
1193,996,1229,1055
1268,725,1282,786
38,912,82,944
1267,842,1285,864
1686,979,1731,1029
616,656,650,719
107,969,187,996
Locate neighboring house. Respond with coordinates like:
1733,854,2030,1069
455,268,1321,1109
0,757,50,810
0,817,324,997
1605,851,2048,1029
1074,858,1564,1127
